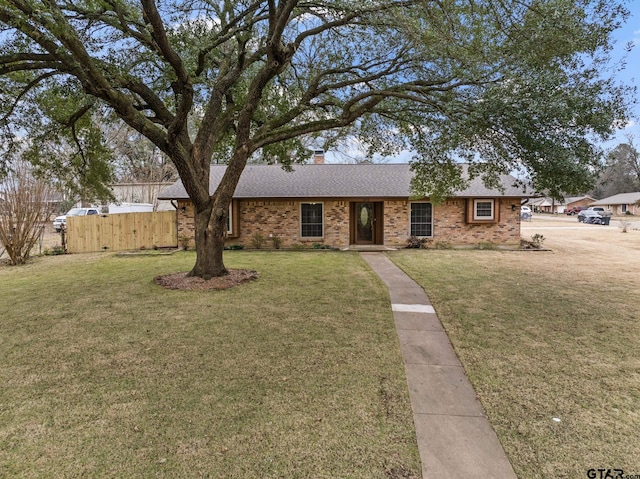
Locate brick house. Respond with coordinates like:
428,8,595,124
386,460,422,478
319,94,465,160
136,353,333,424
592,192,640,216
158,163,527,249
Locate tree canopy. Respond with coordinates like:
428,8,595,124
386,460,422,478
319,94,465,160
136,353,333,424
593,139,640,198
0,0,633,277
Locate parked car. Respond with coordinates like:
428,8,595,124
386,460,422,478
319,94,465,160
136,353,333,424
585,206,612,216
520,206,532,220
577,207,612,222
565,206,586,215
577,209,601,222
53,207,101,232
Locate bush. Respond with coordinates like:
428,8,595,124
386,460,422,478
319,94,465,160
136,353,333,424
406,236,430,249
270,234,282,249
251,233,265,249
179,234,191,250
620,220,630,233
43,245,66,256
520,234,546,249
530,234,545,248
0,161,55,265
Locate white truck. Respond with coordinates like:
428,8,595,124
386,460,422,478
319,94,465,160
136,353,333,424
53,203,154,232
107,203,154,214
53,207,101,232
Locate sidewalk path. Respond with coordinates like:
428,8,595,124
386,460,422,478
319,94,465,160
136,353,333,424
361,252,517,479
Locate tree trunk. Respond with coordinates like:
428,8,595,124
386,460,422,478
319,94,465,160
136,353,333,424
182,142,250,279
188,201,228,279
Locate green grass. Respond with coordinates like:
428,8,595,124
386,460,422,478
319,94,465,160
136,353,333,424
388,249,640,479
0,252,420,478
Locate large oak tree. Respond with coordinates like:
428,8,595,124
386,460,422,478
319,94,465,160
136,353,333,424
0,0,632,278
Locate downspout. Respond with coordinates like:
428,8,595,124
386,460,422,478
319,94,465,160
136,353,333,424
171,200,179,248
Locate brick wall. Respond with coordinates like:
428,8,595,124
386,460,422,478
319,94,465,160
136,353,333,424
234,199,349,248
176,197,521,249
431,198,521,246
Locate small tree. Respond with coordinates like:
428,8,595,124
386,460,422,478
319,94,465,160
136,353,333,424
0,162,55,265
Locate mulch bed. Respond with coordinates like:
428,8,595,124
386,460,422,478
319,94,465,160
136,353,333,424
154,269,259,290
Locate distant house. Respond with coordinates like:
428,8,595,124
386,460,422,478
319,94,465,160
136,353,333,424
526,197,555,213
526,195,595,214
591,192,640,216
563,195,597,213
158,164,528,249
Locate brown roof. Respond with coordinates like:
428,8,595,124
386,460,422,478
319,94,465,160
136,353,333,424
158,163,527,200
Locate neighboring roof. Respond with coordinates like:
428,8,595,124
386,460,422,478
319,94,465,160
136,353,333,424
565,195,595,204
591,192,640,206
529,197,555,207
158,164,527,200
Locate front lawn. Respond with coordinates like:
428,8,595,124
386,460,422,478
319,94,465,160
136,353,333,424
0,252,420,478
389,235,640,479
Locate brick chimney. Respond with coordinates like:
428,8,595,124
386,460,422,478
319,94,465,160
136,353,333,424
313,150,325,164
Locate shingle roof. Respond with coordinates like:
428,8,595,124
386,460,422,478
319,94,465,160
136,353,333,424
565,195,595,204
158,163,527,200
592,192,640,205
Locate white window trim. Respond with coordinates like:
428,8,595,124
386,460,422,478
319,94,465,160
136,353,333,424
409,202,433,237
300,202,324,238
473,199,495,221
226,203,233,235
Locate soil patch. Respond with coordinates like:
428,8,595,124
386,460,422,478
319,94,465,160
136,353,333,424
154,269,259,290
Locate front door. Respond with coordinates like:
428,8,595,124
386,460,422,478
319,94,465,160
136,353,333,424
355,202,375,244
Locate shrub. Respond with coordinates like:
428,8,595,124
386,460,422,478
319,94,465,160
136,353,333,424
270,234,282,249
530,233,545,248
251,233,265,249
406,235,430,249
179,234,191,250
43,245,65,256
521,234,546,249
620,220,630,233
0,161,55,265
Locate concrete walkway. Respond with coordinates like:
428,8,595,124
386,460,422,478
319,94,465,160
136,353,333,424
361,252,517,479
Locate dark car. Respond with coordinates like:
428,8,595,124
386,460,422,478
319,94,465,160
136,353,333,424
577,209,601,223
577,208,612,224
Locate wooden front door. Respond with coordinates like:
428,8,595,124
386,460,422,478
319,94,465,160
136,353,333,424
355,202,375,244
352,202,383,245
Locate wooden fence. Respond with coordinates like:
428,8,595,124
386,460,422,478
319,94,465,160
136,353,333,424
66,211,177,253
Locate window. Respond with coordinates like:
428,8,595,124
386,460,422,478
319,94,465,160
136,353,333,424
301,203,323,237
622,204,627,213
411,203,432,237
473,199,494,220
